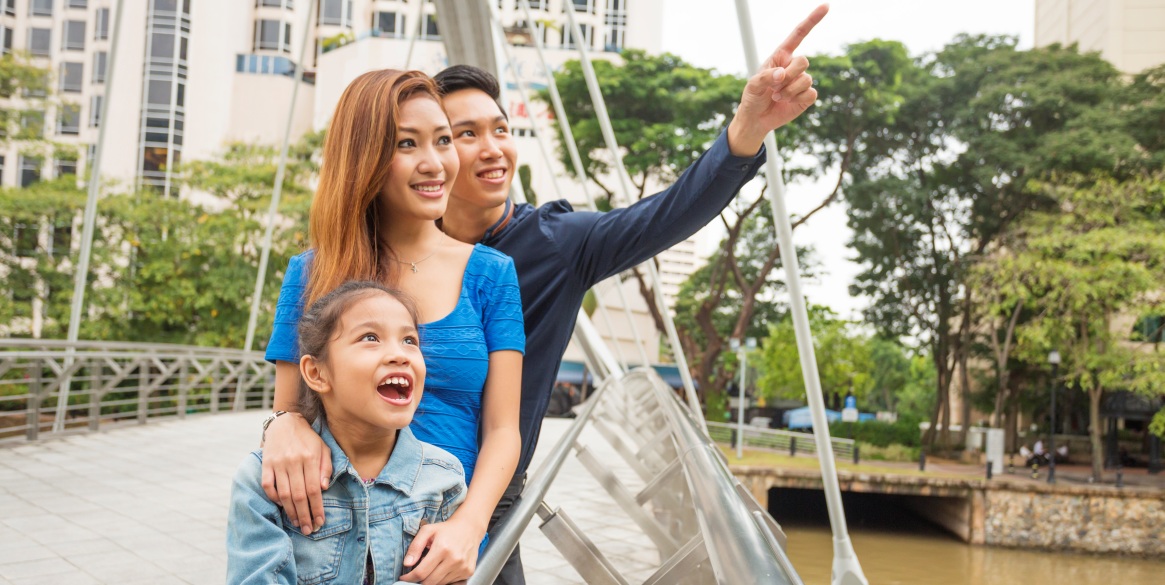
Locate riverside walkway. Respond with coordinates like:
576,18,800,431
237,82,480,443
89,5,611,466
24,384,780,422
0,413,653,584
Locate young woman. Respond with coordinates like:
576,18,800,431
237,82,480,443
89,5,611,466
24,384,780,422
260,70,523,584
229,281,466,584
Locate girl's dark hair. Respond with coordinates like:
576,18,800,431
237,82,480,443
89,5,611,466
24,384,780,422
296,280,421,423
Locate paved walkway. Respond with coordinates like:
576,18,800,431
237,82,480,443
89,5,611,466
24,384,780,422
0,413,658,584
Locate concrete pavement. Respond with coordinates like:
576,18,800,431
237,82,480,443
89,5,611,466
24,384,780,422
0,412,659,584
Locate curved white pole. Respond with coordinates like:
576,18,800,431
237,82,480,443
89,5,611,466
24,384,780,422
732,2,867,584
561,6,705,431
241,0,318,365
54,0,127,433
516,0,650,370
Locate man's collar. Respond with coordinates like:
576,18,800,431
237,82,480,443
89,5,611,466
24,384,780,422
481,198,514,242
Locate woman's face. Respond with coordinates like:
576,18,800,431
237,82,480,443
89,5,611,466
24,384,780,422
379,96,459,222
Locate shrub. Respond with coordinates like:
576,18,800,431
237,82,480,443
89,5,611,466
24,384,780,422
830,418,921,448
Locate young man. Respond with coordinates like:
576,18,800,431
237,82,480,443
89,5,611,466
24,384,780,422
263,5,827,583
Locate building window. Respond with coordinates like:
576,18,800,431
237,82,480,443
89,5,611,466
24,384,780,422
89,94,102,126
146,79,171,105
142,146,168,173
68,0,87,8
62,20,85,51
19,157,42,188
570,0,596,13
54,159,77,177
3,0,13,17
513,127,536,137
51,217,73,257
319,0,352,27
0,156,4,183
0,26,12,56
57,103,81,135
604,0,626,51
422,13,439,40
20,111,45,138
514,19,546,46
92,51,106,83
373,11,401,37
526,0,546,9
59,62,83,93
28,28,51,56
561,23,591,49
151,29,175,59
258,0,293,7
254,19,291,52
95,8,110,40
31,0,53,17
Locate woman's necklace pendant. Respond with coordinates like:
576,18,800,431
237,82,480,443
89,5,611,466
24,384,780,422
410,263,419,274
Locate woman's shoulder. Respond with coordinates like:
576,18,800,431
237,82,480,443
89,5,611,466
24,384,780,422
467,243,516,274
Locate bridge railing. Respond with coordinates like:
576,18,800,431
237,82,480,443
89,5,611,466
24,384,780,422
707,421,859,464
0,339,274,443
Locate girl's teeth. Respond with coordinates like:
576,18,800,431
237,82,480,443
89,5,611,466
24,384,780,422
414,184,441,192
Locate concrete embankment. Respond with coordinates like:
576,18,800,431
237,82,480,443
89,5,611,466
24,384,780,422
733,465,1165,555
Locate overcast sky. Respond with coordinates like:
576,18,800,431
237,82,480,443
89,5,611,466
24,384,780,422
661,1,1035,320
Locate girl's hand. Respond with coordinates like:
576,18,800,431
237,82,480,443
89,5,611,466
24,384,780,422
398,516,485,584
260,412,332,535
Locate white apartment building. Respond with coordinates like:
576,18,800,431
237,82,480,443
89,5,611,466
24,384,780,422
3,0,704,366
1035,0,1165,73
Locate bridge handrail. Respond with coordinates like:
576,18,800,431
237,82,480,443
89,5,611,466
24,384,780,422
644,369,802,584
706,421,856,459
0,338,265,359
0,339,273,443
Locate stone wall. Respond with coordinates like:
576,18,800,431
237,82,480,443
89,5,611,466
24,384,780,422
732,465,1165,555
983,484,1165,555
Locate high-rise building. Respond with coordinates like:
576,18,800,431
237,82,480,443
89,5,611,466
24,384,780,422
1035,0,1165,73
3,0,702,365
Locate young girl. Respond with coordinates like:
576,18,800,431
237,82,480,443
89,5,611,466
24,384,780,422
260,70,524,583
228,281,466,584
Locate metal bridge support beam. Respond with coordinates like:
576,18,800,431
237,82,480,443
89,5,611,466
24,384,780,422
537,502,630,585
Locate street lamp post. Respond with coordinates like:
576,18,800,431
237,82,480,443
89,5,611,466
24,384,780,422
730,337,756,459
1048,350,1061,484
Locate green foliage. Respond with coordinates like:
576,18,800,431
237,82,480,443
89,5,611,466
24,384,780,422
979,173,1165,468
756,306,873,404
1,135,318,347
856,441,920,462
832,419,921,448
538,50,743,202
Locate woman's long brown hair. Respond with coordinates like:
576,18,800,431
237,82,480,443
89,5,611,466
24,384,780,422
306,69,442,306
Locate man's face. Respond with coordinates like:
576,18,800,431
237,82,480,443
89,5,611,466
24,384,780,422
443,88,518,212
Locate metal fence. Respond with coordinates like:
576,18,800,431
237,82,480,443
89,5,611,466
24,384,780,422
0,338,274,442
707,421,859,464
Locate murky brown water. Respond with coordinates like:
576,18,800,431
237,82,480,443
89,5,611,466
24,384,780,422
782,524,1165,584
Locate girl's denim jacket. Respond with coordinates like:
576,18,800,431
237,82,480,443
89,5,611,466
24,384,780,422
227,423,466,584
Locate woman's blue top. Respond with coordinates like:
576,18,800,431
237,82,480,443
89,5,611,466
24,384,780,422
265,244,526,486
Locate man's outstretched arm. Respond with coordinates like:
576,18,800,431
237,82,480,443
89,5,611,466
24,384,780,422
556,4,830,285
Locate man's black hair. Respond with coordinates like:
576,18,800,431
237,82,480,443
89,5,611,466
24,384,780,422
434,64,507,119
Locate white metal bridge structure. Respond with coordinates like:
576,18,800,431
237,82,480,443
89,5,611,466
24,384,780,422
1,1,868,584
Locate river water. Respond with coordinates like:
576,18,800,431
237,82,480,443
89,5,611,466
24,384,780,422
780,523,1165,584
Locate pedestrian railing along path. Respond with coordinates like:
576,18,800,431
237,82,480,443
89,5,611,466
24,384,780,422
0,339,273,442
707,421,860,464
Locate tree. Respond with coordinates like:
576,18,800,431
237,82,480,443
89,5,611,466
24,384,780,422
756,306,874,409
981,174,1165,479
846,36,1145,449
664,41,921,405
1,137,318,346
539,50,743,204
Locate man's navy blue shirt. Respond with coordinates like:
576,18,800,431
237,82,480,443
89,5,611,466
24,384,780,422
481,130,765,475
